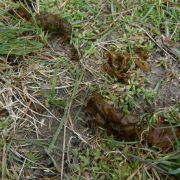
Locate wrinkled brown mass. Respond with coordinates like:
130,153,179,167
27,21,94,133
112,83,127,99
86,93,141,139
8,6,79,61
103,51,131,82
106,51,131,72
135,58,151,72
10,2,72,42
147,125,180,152
134,47,149,60
36,13,72,42
134,47,151,72
102,48,151,81
86,93,180,152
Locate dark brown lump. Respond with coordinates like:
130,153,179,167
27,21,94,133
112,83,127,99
85,93,180,152
86,93,141,139
146,124,180,152
35,12,72,42
102,51,131,82
102,48,151,82
134,47,151,72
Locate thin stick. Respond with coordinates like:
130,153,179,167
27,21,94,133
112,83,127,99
17,158,27,180
36,0,39,13
127,164,143,180
60,115,67,180
2,142,7,179
140,28,176,61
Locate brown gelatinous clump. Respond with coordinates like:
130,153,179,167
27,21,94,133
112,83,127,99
86,93,141,139
134,47,151,72
8,5,79,61
146,125,180,152
85,93,179,152
35,12,72,42
103,51,131,82
106,51,130,72
135,58,151,72
134,47,149,60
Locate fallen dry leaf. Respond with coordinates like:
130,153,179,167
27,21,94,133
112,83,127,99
86,93,141,139
147,124,180,152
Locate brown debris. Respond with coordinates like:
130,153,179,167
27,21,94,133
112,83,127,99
103,51,131,82
135,58,151,72
102,48,151,81
35,12,79,61
86,93,141,139
134,47,149,60
8,9,72,42
9,2,72,41
36,12,72,42
146,124,180,152
134,47,151,72
106,51,130,72
7,7,79,61
86,93,180,152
